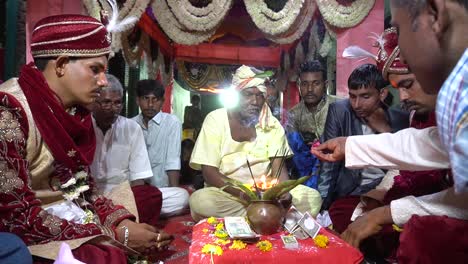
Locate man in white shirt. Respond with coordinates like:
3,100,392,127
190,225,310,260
132,79,189,217
91,74,163,226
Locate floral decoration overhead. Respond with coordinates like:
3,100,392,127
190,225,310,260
151,0,233,45
266,0,316,44
244,0,304,36
316,0,375,28
167,0,233,32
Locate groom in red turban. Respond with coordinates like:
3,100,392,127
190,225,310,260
0,14,172,263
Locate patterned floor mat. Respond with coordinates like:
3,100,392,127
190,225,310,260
156,213,195,264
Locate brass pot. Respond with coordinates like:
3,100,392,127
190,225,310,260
246,200,285,235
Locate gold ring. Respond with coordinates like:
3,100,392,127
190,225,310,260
157,233,161,241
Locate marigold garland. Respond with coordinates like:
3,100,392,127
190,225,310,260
201,244,224,256
230,240,247,250
256,240,273,252
313,234,329,248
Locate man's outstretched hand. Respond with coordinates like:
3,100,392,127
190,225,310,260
341,206,392,248
310,137,348,162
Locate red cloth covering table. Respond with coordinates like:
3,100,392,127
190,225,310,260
189,218,363,264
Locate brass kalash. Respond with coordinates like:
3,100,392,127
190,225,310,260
224,150,310,235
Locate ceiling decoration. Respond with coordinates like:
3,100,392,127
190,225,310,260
176,61,213,89
152,0,315,45
266,0,316,44
175,61,275,93
151,0,233,45
83,0,151,53
167,0,233,32
244,0,304,37
316,0,375,28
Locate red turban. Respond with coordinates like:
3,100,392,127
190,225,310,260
375,27,410,80
343,27,410,80
31,14,111,58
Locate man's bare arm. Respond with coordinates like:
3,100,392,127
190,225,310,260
202,165,251,203
167,170,181,187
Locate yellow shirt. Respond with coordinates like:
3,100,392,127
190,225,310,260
190,108,292,184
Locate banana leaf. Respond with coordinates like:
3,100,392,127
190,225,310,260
224,178,259,200
275,176,310,198
261,180,296,200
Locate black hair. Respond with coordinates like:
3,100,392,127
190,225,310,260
191,94,200,103
34,58,52,71
34,57,78,71
299,60,326,81
383,90,394,106
348,64,389,91
136,79,165,98
181,138,195,151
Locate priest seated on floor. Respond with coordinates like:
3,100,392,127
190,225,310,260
189,65,322,222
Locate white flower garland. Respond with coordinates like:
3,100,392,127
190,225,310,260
152,0,216,45
323,21,337,39
244,0,303,36
316,0,375,28
120,29,147,66
118,0,137,19
83,0,100,19
83,0,150,53
145,50,159,80
267,0,315,44
112,0,151,53
304,18,319,60
167,0,232,32
61,171,90,202
319,31,334,58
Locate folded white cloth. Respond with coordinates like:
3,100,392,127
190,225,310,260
45,201,88,224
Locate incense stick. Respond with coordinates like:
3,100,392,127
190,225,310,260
246,158,261,199
264,149,279,177
273,148,288,187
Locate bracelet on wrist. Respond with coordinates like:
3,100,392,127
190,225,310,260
121,225,129,247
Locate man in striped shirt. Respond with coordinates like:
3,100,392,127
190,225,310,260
313,1,468,262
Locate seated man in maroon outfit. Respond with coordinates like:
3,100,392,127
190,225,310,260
0,15,171,263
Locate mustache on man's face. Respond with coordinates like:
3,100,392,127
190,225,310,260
401,100,417,111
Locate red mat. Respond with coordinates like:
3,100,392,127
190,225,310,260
155,213,195,264
189,219,363,264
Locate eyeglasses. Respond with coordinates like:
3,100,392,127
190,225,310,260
96,100,122,108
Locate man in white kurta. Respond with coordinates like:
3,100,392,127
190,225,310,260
91,115,152,194
91,74,165,226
